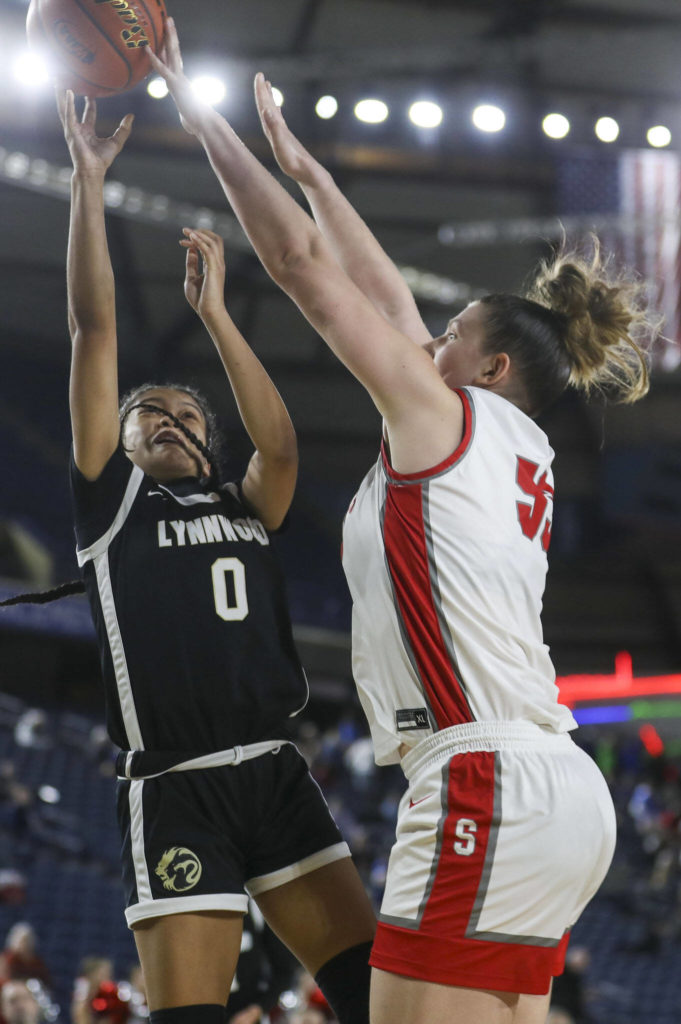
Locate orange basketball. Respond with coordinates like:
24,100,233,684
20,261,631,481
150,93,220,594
26,0,166,97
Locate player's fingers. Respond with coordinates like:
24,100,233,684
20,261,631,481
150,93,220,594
55,87,67,125
82,96,97,126
146,46,165,73
64,88,76,127
254,73,279,128
186,230,225,268
164,17,184,72
112,113,134,148
187,228,222,248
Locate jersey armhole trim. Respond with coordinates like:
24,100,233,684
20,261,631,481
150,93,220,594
76,464,145,566
381,387,475,485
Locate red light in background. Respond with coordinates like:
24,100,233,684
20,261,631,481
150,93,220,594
639,723,664,758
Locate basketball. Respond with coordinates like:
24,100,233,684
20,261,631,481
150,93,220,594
26,0,166,97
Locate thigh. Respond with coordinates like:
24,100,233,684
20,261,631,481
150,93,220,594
370,968,524,1024
133,910,244,1010
255,858,376,975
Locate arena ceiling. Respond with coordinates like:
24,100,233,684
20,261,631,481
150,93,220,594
2,0,681,677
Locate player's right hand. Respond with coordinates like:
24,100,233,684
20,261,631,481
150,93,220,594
147,17,212,138
180,227,227,321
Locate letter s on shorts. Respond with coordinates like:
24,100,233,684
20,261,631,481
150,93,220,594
453,817,477,856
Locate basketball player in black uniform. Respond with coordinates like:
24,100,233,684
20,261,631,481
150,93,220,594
55,90,375,1024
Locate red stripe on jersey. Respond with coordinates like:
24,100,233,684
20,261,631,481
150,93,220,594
383,479,473,729
380,388,474,728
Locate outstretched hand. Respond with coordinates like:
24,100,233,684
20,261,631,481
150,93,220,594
147,17,211,137
180,227,227,320
254,72,320,187
56,89,133,174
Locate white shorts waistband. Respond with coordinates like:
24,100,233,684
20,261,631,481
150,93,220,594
119,740,291,781
401,721,574,781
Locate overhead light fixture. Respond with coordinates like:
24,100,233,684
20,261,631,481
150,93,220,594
191,75,227,107
542,113,570,140
647,125,672,148
12,50,50,89
147,76,169,99
472,104,506,133
354,98,389,124
316,95,338,119
408,100,443,129
594,116,619,142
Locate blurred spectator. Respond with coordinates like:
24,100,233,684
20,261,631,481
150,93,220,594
0,924,51,989
287,1011,328,1024
281,971,333,1022
72,958,129,1024
0,980,42,1024
0,871,27,907
14,712,51,752
0,762,32,843
117,966,147,1024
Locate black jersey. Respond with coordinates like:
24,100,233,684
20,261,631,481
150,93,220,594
70,444,308,752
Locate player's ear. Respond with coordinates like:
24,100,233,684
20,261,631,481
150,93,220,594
473,352,510,388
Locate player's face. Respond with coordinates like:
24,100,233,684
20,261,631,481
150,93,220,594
426,301,490,391
122,388,211,481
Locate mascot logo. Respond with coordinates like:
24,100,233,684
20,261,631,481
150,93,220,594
154,846,202,892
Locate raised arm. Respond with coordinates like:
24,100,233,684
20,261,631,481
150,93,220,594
148,23,463,475
181,227,297,529
255,78,432,347
57,91,134,480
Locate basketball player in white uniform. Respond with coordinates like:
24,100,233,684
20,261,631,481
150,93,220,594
152,23,653,1023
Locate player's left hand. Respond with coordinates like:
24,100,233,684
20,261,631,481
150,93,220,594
147,17,211,137
255,72,319,188
180,227,227,320
56,89,134,174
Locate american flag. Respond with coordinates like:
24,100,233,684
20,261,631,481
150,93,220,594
558,150,681,370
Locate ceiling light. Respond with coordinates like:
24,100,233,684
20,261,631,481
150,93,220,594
191,76,226,107
647,125,671,148
271,87,284,107
542,113,570,139
594,116,619,142
355,99,389,124
472,104,506,133
147,76,169,99
12,50,50,89
408,100,443,129
316,95,338,119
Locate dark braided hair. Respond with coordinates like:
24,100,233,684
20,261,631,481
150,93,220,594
0,580,84,607
119,382,223,487
1,383,223,608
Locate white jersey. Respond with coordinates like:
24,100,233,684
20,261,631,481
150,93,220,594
342,386,577,766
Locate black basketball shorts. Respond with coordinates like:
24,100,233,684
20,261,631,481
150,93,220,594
116,743,349,926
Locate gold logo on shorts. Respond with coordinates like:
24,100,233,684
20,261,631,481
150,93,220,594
154,846,202,892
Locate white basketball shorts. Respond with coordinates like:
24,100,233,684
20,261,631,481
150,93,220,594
370,721,616,995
